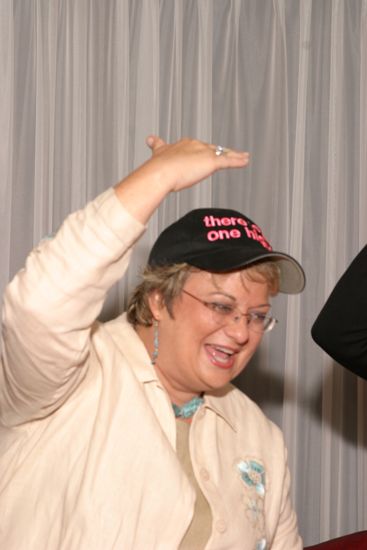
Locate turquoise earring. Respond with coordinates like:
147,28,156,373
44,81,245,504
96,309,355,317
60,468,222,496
151,320,159,365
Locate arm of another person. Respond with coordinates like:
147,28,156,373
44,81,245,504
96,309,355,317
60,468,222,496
0,137,249,426
311,245,367,380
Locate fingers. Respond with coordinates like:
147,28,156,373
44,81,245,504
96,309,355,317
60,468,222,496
146,135,166,151
145,135,250,171
209,141,248,157
212,144,250,167
226,149,250,162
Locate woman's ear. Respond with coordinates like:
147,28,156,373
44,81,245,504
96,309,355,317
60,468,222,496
148,290,165,320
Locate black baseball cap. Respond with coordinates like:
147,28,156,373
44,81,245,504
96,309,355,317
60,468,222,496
148,207,305,294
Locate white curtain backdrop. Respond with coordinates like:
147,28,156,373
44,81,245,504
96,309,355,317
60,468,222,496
1,1,367,545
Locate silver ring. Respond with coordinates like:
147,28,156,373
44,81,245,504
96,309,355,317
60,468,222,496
215,145,225,156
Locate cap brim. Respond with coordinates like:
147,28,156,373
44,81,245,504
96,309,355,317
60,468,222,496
185,249,305,294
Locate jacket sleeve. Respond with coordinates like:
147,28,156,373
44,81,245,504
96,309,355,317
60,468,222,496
311,245,367,380
0,188,145,426
268,439,303,550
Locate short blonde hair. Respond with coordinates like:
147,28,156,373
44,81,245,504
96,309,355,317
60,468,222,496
126,263,192,326
244,261,280,295
126,261,280,327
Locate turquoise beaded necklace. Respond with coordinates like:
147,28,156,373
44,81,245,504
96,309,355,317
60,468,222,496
172,395,204,419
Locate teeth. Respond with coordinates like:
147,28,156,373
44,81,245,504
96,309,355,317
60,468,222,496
214,354,231,364
214,346,233,355
206,344,235,367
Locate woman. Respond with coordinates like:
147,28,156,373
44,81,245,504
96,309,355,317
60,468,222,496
0,137,305,549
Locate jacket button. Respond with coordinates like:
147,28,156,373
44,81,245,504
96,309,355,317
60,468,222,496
215,519,227,533
200,468,210,481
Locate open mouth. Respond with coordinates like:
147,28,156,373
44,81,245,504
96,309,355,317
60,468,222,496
205,344,236,369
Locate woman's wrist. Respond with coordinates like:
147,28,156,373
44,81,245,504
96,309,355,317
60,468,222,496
114,159,173,224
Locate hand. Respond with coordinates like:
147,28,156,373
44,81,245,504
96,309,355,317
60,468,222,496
115,136,249,224
144,136,249,192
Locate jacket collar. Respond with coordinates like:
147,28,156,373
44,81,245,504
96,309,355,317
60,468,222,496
203,389,237,432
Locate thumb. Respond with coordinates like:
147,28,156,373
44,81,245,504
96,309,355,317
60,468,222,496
146,135,166,151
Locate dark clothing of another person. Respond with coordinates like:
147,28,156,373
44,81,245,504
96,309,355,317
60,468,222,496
312,245,367,380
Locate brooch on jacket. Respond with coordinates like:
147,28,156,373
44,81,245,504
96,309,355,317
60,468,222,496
236,458,267,549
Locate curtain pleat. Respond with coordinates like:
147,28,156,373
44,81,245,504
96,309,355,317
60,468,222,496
0,0,14,291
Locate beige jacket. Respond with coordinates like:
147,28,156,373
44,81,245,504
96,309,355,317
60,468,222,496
0,189,302,550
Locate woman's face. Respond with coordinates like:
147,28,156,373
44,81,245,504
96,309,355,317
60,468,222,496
149,269,271,405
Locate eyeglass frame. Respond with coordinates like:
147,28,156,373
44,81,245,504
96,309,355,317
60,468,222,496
181,289,278,333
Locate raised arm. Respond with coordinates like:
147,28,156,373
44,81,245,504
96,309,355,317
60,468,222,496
0,137,249,425
311,245,367,380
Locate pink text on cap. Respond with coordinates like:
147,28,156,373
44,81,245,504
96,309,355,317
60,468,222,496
202,215,272,251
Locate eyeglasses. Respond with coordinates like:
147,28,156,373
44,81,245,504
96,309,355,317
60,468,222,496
182,289,278,334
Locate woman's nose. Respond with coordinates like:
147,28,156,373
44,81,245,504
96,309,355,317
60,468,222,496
223,316,251,344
